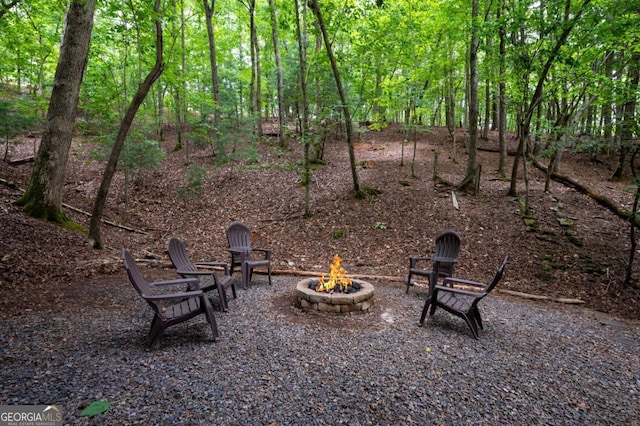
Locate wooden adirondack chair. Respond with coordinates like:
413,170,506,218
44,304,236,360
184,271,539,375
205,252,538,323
226,221,272,289
123,249,219,348
167,237,237,312
407,230,461,294
421,256,508,339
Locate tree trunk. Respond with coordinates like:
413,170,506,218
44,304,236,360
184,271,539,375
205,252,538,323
611,50,639,180
203,0,222,155
294,0,311,217
460,0,479,194
253,3,263,138
17,0,96,222
269,0,286,147
309,0,361,197
88,0,164,249
602,50,613,143
508,0,591,196
482,80,490,140
244,0,262,137
497,0,506,177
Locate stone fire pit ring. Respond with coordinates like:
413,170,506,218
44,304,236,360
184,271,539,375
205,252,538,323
295,278,375,314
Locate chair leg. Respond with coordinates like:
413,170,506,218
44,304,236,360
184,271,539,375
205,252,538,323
473,308,483,330
267,264,272,285
419,298,431,325
201,295,219,340
406,273,413,294
217,285,229,312
230,281,237,299
429,299,438,316
148,315,165,348
241,261,249,290
462,313,480,339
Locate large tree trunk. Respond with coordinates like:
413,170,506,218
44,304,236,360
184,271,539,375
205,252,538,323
497,0,507,177
88,0,164,249
17,0,95,222
203,0,222,155
294,0,311,217
459,0,479,194
243,0,262,137
269,0,286,147
309,0,361,197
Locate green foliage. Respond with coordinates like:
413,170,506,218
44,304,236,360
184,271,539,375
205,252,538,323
215,117,257,166
120,133,165,178
92,128,164,178
0,94,40,160
61,220,88,234
177,164,208,199
367,114,387,132
186,121,216,151
80,400,111,417
332,230,344,239
373,221,387,230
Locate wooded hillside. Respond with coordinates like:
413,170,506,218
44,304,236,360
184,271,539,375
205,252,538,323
0,1,639,316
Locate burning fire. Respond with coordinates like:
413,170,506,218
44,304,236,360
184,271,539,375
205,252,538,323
316,254,352,293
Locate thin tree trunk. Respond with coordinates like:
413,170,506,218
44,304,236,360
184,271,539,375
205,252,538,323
294,0,311,217
482,80,490,140
508,0,592,196
17,0,96,222
269,0,286,147
497,0,506,177
611,50,639,180
203,0,222,156
253,3,262,137
626,144,640,287
88,0,164,249
309,0,361,196
460,0,479,193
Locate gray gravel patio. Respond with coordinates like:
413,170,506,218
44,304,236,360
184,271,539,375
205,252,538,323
1,273,639,425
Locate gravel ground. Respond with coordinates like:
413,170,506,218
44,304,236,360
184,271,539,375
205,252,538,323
1,273,639,425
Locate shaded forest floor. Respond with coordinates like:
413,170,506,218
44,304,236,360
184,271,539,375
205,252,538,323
1,123,639,320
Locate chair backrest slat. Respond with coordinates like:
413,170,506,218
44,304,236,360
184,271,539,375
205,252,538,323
167,238,197,273
227,221,251,249
482,256,508,296
433,230,461,276
122,250,156,299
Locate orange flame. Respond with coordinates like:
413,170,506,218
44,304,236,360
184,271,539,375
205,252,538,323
316,254,352,293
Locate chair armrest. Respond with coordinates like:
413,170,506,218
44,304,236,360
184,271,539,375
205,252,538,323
195,262,230,275
252,248,271,260
228,248,250,254
143,290,203,301
176,269,214,276
409,257,432,268
150,277,200,287
442,277,487,289
435,285,486,298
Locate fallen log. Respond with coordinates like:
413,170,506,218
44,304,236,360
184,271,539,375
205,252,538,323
271,269,405,282
498,289,585,304
7,156,35,165
0,178,148,235
532,159,638,226
122,262,588,304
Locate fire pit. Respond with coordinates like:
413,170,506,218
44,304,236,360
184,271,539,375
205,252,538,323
294,255,375,314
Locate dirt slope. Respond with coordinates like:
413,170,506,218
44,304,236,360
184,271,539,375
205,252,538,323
1,124,638,319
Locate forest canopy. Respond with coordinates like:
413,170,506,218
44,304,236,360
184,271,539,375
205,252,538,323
0,0,637,154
